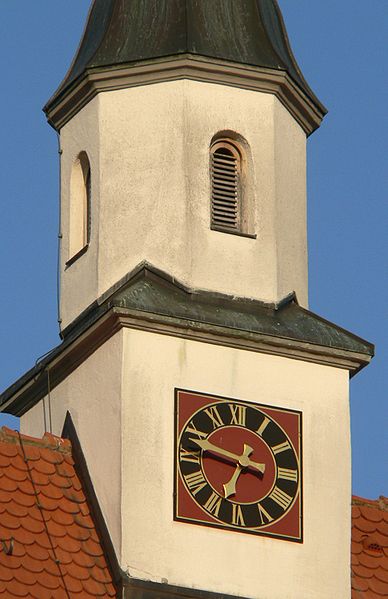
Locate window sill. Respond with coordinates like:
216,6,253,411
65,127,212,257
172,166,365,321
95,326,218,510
65,244,89,269
211,227,257,240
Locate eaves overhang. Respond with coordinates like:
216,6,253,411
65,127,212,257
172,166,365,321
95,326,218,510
0,263,374,417
44,54,326,136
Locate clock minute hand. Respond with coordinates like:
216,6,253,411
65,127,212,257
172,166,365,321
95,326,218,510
190,438,265,474
190,438,239,462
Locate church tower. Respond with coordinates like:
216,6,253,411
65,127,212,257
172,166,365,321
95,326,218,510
1,2,373,598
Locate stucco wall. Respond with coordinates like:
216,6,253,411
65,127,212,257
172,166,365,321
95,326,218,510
273,99,308,306
59,80,308,329
20,331,123,555
19,325,351,598
121,329,350,599
59,95,100,328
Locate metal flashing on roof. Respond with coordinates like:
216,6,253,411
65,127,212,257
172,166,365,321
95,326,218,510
0,263,374,417
44,0,326,134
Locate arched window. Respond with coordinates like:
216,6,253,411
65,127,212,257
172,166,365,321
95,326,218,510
210,140,241,233
68,151,91,263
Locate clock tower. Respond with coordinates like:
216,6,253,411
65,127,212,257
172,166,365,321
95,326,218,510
1,2,373,598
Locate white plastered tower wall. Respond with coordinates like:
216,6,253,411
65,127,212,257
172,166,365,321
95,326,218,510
120,329,351,598
20,327,352,599
59,95,100,323
59,80,307,329
20,332,124,555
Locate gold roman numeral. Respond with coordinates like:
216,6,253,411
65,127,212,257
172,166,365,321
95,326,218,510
232,504,245,526
204,406,224,429
186,420,207,439
257,502,274,525
204,492,222,517
184,470,207,496
272,440,291,455
278,467,298,482
229,404,246,426
256,416,270,436
269,486,293,510
180,448,200,464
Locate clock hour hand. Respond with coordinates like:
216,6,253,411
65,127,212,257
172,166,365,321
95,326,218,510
190,438,265,474
223,465,242,499
223,444,253,498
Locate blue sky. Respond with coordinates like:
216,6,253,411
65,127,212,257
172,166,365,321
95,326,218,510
0,1,386,499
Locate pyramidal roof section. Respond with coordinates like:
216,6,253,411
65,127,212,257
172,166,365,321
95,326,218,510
44,0,326,133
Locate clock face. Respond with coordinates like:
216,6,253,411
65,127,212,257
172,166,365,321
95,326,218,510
174,389,302,542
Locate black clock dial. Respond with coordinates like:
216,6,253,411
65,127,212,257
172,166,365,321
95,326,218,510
178,399,300,531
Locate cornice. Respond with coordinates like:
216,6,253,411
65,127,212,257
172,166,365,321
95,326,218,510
0,263,373,417
0,303,372,418
44,55,326,135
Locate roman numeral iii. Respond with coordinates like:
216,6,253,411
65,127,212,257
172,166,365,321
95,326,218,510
278,467,298,482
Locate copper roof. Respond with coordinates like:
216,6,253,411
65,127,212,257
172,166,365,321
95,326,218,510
352,495,388,598
45,0,324,119
0,427,117,598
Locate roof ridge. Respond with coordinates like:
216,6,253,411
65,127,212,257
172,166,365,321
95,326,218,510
352,494,388,511
0,426,71,454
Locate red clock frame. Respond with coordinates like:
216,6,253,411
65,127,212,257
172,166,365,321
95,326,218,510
174,389,303,543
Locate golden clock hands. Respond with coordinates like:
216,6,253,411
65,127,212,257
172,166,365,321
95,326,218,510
223,444,252,498
223,465,243,499
189,438,265,474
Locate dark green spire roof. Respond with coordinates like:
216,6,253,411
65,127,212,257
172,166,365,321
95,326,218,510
45,1,326,133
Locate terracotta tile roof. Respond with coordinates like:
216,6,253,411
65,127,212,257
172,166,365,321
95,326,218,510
0,427,117,598
352,495,388,599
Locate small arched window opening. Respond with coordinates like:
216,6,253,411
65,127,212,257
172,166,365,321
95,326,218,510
67,151,91,264
210,140,242,234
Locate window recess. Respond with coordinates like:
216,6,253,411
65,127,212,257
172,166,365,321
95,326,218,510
210,141,241,233
67,151,91,266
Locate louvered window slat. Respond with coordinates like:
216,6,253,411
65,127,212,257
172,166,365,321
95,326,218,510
213,156,236,168
213,184,237,194
212,200,237,209
211,143,240,231
213,167,237,177
213,178,237,187
212,214,238,226
213,168,236,176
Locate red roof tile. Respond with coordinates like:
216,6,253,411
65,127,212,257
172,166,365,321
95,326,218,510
0,427,117,598
352,495,388,599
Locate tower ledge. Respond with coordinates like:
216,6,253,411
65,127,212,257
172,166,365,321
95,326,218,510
0,263,374,417
45,54,326,135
